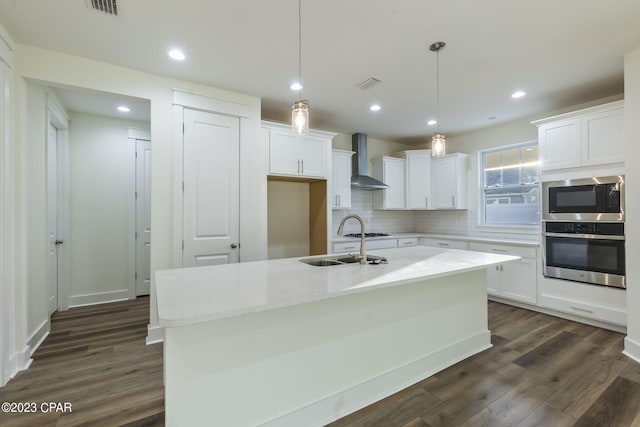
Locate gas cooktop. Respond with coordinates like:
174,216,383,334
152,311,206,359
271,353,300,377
344,233,391,238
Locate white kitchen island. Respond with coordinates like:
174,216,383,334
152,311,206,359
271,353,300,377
156,246,519,427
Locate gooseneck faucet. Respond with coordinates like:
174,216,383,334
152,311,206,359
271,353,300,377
337,214,367,265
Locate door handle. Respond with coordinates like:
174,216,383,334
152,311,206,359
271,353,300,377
55,240,64,245
230,243,239,249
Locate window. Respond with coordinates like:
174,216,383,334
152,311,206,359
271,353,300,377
480,141,540,226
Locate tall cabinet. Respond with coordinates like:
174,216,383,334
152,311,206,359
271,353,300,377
393,150,432,209
332,149,354,209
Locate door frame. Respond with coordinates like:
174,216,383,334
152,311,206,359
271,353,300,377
128,127,151,298
46,95,69,312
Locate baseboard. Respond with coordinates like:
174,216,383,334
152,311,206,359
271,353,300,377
69,290,130,308
27,318,50,357
260,330,491,427
488,296,627,333
623,337,640,364
146,324,164,345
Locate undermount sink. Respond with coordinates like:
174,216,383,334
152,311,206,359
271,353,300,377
299,254,388,267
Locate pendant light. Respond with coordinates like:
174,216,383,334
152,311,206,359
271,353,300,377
292,0,309,135
430,41,446,157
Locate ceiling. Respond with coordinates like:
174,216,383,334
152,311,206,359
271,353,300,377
1,0,640,144
50,85,150,122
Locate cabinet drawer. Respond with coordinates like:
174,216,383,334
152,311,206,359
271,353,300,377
539,294,626,326
468,242,536,259
367,239,397,250
333,239,397,253
421,238,468,250
397,238,418,247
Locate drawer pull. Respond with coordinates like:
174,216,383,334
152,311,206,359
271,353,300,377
570,306,594,314
492,248,508,253
343,246,356,250
438,242,450,247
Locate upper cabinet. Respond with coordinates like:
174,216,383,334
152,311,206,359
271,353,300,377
393,150,432,209
533,100,624,172
432,153,468,209
332,149,354,209
263,121,335,179
371,156,406,210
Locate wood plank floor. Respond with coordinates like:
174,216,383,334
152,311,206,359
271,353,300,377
2,299,639,426
329,301,640,427
0,297,164,427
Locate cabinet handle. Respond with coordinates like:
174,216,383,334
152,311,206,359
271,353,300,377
301,159,304,174
344,246,356,250
500,265,503,271
570,306,594,314
437,242,450,247
425,196,428,208
338,195,341,206
297,160,300,174
452,195,455,207
492,248,508,253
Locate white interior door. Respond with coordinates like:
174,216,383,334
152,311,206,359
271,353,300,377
135,139,151,296
182,109,240,267
46,121,58,315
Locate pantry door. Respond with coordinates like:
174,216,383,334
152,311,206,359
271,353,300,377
182,109,240,267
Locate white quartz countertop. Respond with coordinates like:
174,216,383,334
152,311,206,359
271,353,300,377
332,232,539,247
156,246,519,328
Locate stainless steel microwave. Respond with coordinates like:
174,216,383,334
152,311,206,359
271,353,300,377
542,176,624,222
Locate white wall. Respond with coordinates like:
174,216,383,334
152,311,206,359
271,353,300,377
267,181,310,259
624,46,640,362
68,112,149,305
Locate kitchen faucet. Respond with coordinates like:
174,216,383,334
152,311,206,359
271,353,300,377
337,214,367,265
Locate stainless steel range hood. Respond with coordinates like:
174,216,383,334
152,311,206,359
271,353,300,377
351,133,388,190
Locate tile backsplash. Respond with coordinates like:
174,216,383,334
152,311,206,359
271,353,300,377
332,190,539,242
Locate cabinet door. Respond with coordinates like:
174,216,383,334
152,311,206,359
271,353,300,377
581,107,624,166
487,265,500,295
538,118,581,171
372,157,406,210
298,135,327,178
432,157,457,209
332,151,353,208
499,258,537,304
406,152,431,209
269,130,302,176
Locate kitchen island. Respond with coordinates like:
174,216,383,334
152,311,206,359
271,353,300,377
156,246,519,427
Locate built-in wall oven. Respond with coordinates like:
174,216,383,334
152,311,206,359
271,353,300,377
542,175,625,289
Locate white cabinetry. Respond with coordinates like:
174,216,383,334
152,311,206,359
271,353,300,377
333,239,397,253
432,153,468,209
421,237,468,250
533,100,624,172
332,150,353,209
264,122,334,179
468,242,537,304
393,150,432,209
372,157,406,210
397,237,418,248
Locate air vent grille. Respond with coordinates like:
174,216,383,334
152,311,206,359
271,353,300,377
355,77,382,90
90,0,118,15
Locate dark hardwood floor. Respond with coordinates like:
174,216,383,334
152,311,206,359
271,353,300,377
0,297,164,426
1,298,639,426
329,301,640,427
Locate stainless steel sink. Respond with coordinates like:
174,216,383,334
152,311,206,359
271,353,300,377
299,254,388,267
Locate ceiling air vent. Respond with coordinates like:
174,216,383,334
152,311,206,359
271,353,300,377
89,0,118,15
355,77,382,90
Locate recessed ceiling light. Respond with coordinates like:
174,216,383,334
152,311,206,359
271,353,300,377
117,105,131,113
290,82,303,91
369,104,381,111
427,119,437,126
511,90,526,99
168,49,186,61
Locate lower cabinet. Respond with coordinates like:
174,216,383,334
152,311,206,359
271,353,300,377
333,239,397,254
468,242,537,304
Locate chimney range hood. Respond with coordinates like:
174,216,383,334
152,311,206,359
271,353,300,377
351,133,389,190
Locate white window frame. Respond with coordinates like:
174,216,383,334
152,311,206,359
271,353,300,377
478,140,540,230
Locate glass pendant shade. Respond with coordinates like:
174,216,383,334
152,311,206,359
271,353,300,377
292,100,309,135
431,132,446,157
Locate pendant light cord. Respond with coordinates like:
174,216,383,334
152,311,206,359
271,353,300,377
436,48,440,133
297,0,303,99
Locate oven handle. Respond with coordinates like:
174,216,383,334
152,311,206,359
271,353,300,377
542,232,625,240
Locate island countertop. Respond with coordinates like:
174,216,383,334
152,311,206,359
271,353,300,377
155,246,519,327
